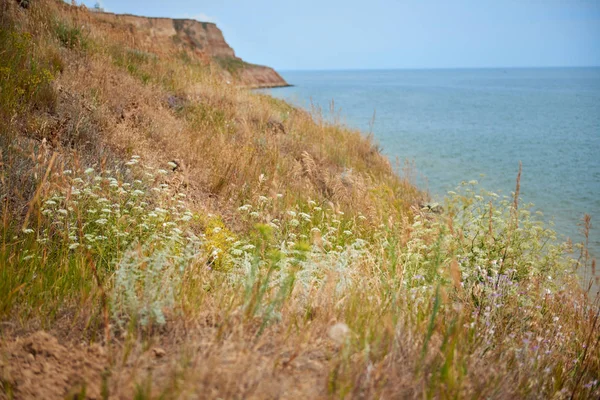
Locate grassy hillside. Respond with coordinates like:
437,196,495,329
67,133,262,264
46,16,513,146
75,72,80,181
0,1,598,399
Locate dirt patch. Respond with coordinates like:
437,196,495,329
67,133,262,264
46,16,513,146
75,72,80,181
0,331,107,400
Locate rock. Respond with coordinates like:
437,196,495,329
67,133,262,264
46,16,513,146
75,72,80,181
421,202,444,214
83,10,289,88
152,347,166,358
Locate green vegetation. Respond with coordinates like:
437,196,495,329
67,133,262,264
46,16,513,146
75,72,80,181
214,56,253,77
55,20,88,50
0,1,598,399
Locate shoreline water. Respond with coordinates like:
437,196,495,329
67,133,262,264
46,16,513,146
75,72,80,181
258,67,600,285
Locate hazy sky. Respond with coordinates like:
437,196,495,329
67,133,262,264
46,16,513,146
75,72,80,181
81,0,600,70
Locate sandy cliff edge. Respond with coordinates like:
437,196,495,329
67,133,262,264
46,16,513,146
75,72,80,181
84,9,289,89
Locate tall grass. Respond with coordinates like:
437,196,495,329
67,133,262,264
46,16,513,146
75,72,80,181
0,1,598,398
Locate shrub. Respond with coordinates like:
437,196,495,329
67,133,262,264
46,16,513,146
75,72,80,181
55,20,87,50
0,28,56,124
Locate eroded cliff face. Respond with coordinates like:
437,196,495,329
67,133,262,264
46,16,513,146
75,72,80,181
85,11,288,88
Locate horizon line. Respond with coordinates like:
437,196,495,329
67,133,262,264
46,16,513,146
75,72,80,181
275,65,600,73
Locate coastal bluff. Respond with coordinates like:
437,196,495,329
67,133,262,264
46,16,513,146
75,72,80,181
81,9,289,89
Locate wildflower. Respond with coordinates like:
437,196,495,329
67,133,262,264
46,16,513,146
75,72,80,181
58,209,68,215
250,211,260,218
299,212,311,221
132,189,144,196
238,204,252,212
276,193,283,198
289,219,300,227
63,169,73,175
95,218,108,225
44,200,57,206
258,196,269,203
167,161,178,169
84,168,94,175
22,228,34,234
213,227,222,233
287,210,297,217
69,243,79,250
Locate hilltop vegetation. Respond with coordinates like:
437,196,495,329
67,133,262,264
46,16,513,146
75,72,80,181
0,1,598,399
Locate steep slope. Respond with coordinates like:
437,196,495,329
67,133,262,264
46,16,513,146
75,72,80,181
84,9,289,88
0,1,598,399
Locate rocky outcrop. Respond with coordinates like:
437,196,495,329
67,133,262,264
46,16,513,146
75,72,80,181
85,11,289,88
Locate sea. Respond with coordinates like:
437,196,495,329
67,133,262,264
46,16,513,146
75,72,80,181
259,68,600,275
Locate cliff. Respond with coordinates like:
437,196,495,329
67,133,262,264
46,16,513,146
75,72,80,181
85,10,289,88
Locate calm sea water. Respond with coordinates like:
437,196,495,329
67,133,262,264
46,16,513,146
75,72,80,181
259,68,600,261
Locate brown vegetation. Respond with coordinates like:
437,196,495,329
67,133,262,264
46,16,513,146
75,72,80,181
0,1,598,399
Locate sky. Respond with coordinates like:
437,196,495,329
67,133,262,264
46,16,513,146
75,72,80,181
80,0,600,70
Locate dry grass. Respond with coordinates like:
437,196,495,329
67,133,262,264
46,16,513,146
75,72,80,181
0,1,598,399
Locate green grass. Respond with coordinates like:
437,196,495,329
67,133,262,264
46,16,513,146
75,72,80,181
214,56,253,77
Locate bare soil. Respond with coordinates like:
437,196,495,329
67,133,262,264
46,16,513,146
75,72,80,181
0,331,107,399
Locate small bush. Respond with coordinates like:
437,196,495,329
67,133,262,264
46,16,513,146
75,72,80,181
55,20,87,50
